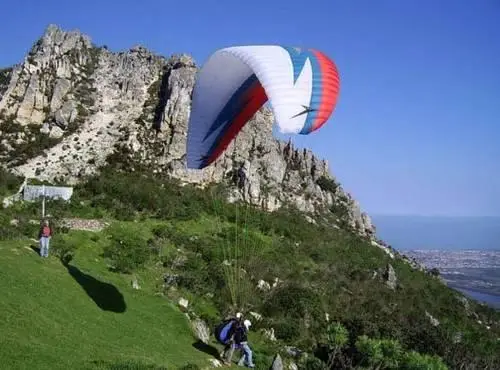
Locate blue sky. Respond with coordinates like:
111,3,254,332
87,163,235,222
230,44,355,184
1,0,499,217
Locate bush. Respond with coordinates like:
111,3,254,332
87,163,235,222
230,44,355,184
102,223,153,273
316,176,338,194
0,220,21,240
151,224,171,239
0,67,13,87
176,255,213,293
51,234,80,264
273,319,301,342
0,168,22,197
76,168,211,222
354,335,448,370
326,322,349,350
402,351,448,370
0,213,39,241
191,298,220,329
298,355,324,370
264,282,324,322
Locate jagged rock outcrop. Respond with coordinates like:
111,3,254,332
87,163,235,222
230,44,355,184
0,24,376,238
271,354,283,370
60,218,109,232
191,318,210,344
384,263,398,290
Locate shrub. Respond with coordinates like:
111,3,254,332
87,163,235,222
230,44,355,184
51,234,80,264
0,168,22,196
402,351,448,370
151,224,171,239
0,219,21,240
297,355,324,370
102,223,152,273
264,282,324,321
0,213,40,241
0,67,13,87
355,335,404,369
176,255,212,293
273,319,301,342
316,176,338,194
325,322,349,367
190,298,220,329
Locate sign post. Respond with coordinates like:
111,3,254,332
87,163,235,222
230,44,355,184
42,185,46,218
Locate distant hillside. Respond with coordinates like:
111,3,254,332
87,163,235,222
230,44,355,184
372,215,500,250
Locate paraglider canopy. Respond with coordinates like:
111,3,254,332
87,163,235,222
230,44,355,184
186,45,340,169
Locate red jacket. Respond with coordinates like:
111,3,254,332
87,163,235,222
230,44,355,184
39,226,52,238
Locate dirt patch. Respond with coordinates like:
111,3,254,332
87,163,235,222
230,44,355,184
61,218,109,232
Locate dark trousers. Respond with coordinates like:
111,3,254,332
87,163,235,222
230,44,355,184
222,341,235,363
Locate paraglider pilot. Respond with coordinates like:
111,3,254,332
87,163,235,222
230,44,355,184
236,319,254,368
221,312,243,364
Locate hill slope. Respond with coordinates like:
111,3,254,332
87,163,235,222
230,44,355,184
0,236,211,370
1,168,500,369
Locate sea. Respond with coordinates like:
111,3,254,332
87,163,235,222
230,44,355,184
371,215,500,310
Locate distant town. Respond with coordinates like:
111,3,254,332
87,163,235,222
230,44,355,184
405,249,500,307
406,249,500,269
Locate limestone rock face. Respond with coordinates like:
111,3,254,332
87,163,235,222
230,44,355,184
0,24,375,239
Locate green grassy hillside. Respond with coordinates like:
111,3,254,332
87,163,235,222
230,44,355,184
1,166,500,369
0,236,213,369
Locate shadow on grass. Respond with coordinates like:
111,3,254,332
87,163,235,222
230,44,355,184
63,260,126,313
192,339,221,360
29,244,40,255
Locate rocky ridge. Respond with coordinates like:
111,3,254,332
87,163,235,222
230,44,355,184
0,24,376,239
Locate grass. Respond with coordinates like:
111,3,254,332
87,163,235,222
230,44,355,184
0,234,215,370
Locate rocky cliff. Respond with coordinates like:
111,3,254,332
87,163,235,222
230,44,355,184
0,24,375,238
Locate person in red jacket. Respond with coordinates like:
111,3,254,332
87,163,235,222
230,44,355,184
38,219,52,258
